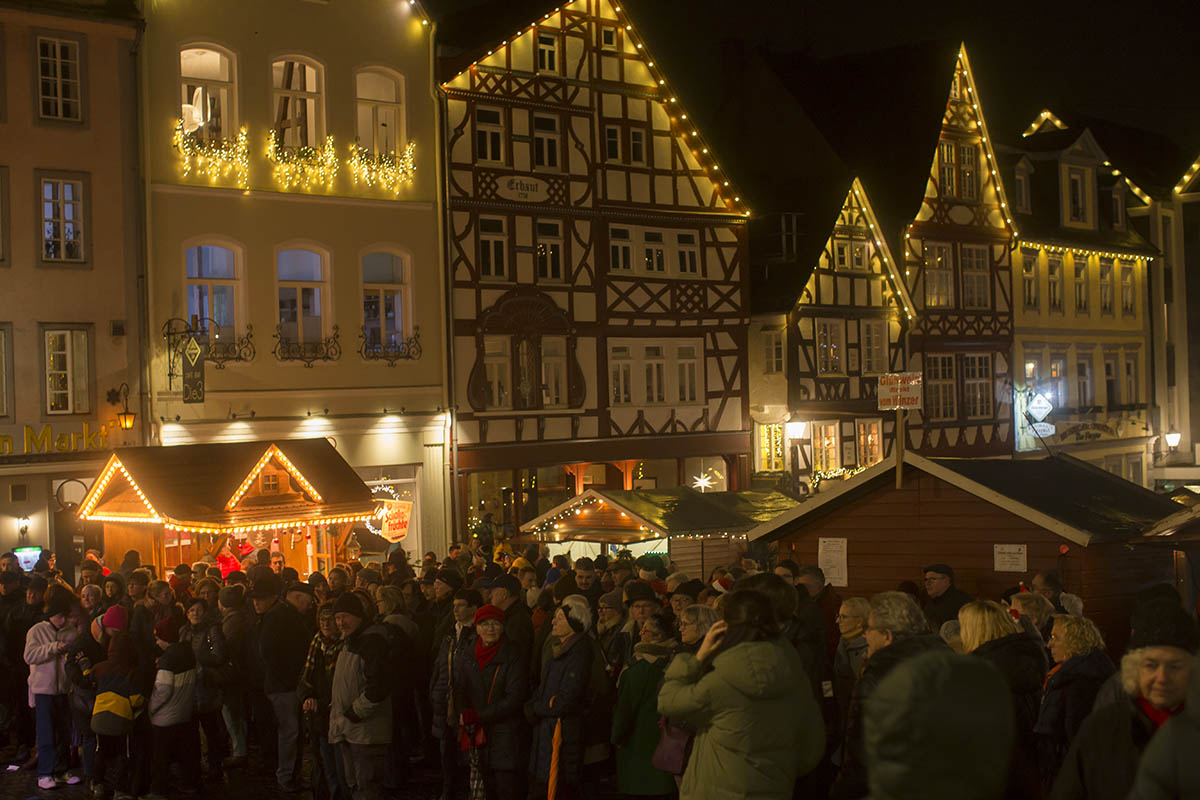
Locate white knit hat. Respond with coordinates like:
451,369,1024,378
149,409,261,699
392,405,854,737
559,594,593,633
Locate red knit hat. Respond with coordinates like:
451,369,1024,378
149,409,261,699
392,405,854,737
101,604,128,631
473,604,505,625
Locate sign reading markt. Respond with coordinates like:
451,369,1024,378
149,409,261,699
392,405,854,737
0,422,113,456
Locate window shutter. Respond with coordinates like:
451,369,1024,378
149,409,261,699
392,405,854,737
71,330,89,412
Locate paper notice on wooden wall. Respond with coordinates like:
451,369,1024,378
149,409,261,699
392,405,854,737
993,544,1027,573
818,537,848,587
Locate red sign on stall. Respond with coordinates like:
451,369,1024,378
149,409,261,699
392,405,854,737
379,500,414,542
878,372,924,411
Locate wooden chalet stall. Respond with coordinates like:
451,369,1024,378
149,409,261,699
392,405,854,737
77,439,379,576
749,452,1181,656
520,488,797,578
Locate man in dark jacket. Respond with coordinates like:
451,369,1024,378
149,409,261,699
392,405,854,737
832,591,950,800
255,575,314,793
798,565,843,665
329,593,393,800
430,590,480,800
489,574,533,657
1050,601,1198,800
572,557,604,608
920,563,973,631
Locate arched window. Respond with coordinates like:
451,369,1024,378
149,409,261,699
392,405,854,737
277,248,326,344
272,57,324,147
180,46,236,141
361,252,406,350
185,244,239,339
355,69,405,156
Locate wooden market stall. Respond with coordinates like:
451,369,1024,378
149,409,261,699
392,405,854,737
518,488,799,578
748,451,1183,657
78,439,379,576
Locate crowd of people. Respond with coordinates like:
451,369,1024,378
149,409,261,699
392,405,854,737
1,542,1199,800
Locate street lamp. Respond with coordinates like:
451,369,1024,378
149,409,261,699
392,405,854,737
1165,428,1182,451
107,383,136,430
786,420,807,440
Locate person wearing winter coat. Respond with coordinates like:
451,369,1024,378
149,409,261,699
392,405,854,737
959,601,1048,800
300,601,348,800
528,595,596,798
328,592,394,800
90,631,146,799
431,589,482,800
1049,601,1197,800
179,596,229,777
832,597,871,754
23,591,79,789
148,641,200,796
613,611,677,798
1127,637,1200,800
1034,614,1115,787
832,591,950,800
452,604,530,800
657,589,824,800
64,604,106,788
254,576,315,792
862,650,1015,800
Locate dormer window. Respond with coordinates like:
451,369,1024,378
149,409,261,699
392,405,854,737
261,473,280,494
1014,171,1030,213
1067,167,1089,224
1111,191,1125,229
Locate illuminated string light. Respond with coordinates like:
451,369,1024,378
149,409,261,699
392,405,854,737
347,141,417,194
1021,108,1068,137
225,445,324,510
810,465,870,490
78,457,163,521
1019,241,1148,262
173,121,249,188
1175,159,1200,194
267,131,339,191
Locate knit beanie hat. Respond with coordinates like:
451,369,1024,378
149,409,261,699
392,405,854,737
46,592,72,618
599,589,623,611
559,594,592,633
1129,599,1200,652
623,580,655,607
101,604,128,631
924,563,955,582
218,585,244,609
552,573,580,603
474,605,505,625
333,592,365,619
436,567,464,591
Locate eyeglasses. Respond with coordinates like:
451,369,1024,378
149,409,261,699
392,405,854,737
923,576,948,584
835,614,861,621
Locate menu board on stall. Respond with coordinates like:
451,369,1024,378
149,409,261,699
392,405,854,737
818,537,848,587
380,500,414,542
993,544,1028,573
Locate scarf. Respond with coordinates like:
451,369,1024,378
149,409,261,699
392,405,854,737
1137,695,1184,731
1042,661,1063,690
841,623,864,640
475,636,502,670
633,638,678,664
551,631,582,660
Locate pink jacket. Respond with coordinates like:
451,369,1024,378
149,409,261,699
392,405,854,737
24,619,77,699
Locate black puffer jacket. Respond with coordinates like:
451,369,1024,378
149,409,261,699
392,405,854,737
831,633,951,800
1049,696,1155,800
452,638,530,772
1035,648,1115,784
921,586,973,631
972,631,1048,800
258,599,312,694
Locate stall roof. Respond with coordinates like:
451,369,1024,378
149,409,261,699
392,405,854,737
78,439,378,532
749,452,1181,546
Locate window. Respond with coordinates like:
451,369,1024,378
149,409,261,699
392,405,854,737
1123,356,1138,405
644,345,665,403
362,252,406,351
1120,263,1135,314
44,328,89,414
834,242,850,270
1111,192,1124,228
1127,455,1143,487
1067,167,1087,223
676,233,698,275
271,58,323,147
604,126,620,161
857,420,882,467
926,354,956,421
1022,253,1038,309
40,176,84,262
1099,259,1114,312
37,36,81,121
1104,357,1118,407
963,354,993,419
862,320,887,375
813,422,839,472
532,114,560,169
261,473,279,494
609,227,631,272
676,344,698,403
483,336,510,409
1024,356,1041,394
629,128,646,164
611,345,632,405
816,320,843,374
1104,455,1123,477
938,141,956,197
0,327,8,418
1048,256,1063,311
542,336,566,408
757,423,784,472
474,106,504,163
185,244,238,338
1014,172,1030,213
948,71,961,99
763,330,783,375
1049,358,1067,409
478,217,507,279
961,244,989,308
355,69,404,156
537,32,558,72
958,144,978,202
851,242,868,270
600,26,618,50
277,248,325,345
781,214,800,259
536,221,563,281
924,243,953,308
642,231,665,273
180,46,234,141
1073,257,1089,312
1076,357,1093,408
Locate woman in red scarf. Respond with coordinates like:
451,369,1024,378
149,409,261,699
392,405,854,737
453,604,531,800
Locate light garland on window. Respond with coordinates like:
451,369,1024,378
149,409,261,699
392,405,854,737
364,484,401,536
810,465,870,490
224,444,324,511
173,120,249,189
267,131,339,191
1019,241,1147,262
348,142,417,194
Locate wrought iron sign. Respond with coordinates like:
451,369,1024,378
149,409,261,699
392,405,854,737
161,318,256,390
359,326,422,366
273,325,342,367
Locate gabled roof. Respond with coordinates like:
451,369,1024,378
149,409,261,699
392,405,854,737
79,439,375,532
749,452,1180,546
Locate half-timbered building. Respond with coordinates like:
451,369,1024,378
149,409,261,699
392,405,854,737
436,0,751,534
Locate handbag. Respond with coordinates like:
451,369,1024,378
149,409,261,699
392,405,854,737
650,716,693,775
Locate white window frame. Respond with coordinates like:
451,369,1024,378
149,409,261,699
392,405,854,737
276,248,328,346
963,353,993,419
816,319,844,375
924,242,953,308
856,419,882,467
271,56,324,148
541,336,567,408
609,227,632,272
536,220,563,282
958,144,978,202
861,320,887,375
1048,256,1064,311
179,45,237,143
757,423,785,472
642,231,665,273
185,242,240,339
1076,356,1094,408
43,327,90,415
599,26,618,51
926,353,956,421
1014,172,1030,213
629,128,646,165
1022,252,1038,309
834,241,849,270
1123,355,1138,405
474,106,505,164
478,216,507,280
361,251,407,352
960,244,990,309
354,67,405,156
1103,356,1119,407
676,232,699,275
40,177,85,263
1120,263,1135,315
851,242,869,270
644,344,665,404
1049,357,1067,410
813,421,840,472
939,141,956,197
1067,167,1089,224
676,343,699,403
610,345,632,406
604,125,620,161
37,36,82,121
537,31,559,73
1099,258,1114,313
532,113,560,170
1073,256,1089,313
483,335,511,409
1111,191,1124,228
763,330,783,375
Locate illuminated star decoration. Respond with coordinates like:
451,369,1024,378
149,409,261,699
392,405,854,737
691,473,714,491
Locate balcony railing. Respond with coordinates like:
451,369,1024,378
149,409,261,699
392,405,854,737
359,326,422,366
273,325,342,367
